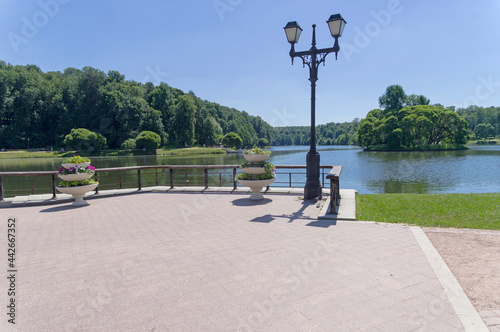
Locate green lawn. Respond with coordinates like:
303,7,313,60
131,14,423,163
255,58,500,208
0,150,75,159
356,193,500,229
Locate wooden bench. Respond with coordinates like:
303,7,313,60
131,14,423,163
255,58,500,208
326,165,343,214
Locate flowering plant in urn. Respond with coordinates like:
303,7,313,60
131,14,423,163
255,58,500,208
56,156,98,206
236,148,275,200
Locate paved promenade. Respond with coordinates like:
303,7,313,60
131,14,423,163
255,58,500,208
0,191,489,331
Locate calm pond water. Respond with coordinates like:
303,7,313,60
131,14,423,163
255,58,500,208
270,145,500,194
1,145,499,195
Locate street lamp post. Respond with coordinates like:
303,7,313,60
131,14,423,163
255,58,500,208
284,14,346,199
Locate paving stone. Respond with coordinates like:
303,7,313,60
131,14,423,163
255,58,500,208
0,193,473,331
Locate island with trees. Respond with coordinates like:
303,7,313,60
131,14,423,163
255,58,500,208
357,85,470,151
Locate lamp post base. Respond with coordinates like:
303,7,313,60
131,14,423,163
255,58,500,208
304,151,321,199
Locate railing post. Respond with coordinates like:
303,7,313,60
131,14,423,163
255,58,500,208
95,172,99,194
51,174,56,200
31,180,35,195
138,169,142,191
119,175,122,189
330,178,335,213
233,168,237,190
204,168,208,189
0,176,3,201
219,173,222,186
289,173,292,187
155,169,158,186
170,169,174,188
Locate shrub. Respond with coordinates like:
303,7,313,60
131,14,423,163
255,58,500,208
135,131,161,152
120,139,136,150
222,132,243,149
64,128,106,152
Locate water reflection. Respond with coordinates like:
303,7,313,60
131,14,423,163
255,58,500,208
1,145,499,194
354,147,499,194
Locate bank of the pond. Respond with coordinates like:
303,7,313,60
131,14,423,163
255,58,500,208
356,193,500,230
363,144,468,151
0,147,227,159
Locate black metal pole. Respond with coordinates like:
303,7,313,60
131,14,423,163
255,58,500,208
304,25,321,199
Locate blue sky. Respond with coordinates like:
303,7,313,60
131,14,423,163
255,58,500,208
2,0,500,126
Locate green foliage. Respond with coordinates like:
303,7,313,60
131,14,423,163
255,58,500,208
63,156,90,163
406,94,430,106
358,86,469,150
58,165,95,175
174,95,196,146
474,123,496,139
236,161,276,180
256,137,269,147
135,131,161,152
244,147,271,155
222,132,243,149
120,138,136,150
64,128,107,151
0,62,274,150
379,84,407,115
456,106,500,138
273,120,360,146
58,179,98,187
198,116,223,146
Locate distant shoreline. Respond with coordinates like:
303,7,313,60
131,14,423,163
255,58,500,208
0,147,227,159
362,144,469,152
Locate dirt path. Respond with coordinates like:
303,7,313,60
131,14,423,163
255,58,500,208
424,228,500,331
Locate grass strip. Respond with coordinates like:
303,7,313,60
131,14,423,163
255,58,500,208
356,193,500,230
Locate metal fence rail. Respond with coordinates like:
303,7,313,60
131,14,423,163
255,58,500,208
0,165,341,211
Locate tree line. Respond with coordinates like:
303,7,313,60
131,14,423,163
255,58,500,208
0,61,273,150
273,120,360,146
455,105,499,140
356,85,499,150
1,62,498,151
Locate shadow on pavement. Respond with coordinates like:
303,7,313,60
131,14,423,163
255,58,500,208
231,198,273,206
248,199,329,225
40,204,88,213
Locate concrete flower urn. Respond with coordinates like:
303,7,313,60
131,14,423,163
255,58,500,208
56,158,98,206
56,183,98,206
237,148,274,200
237,178,275,200
240,167,266,175
243,154,270,163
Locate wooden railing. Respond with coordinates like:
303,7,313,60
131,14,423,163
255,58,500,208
0,165,341,208
326,165,343,214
